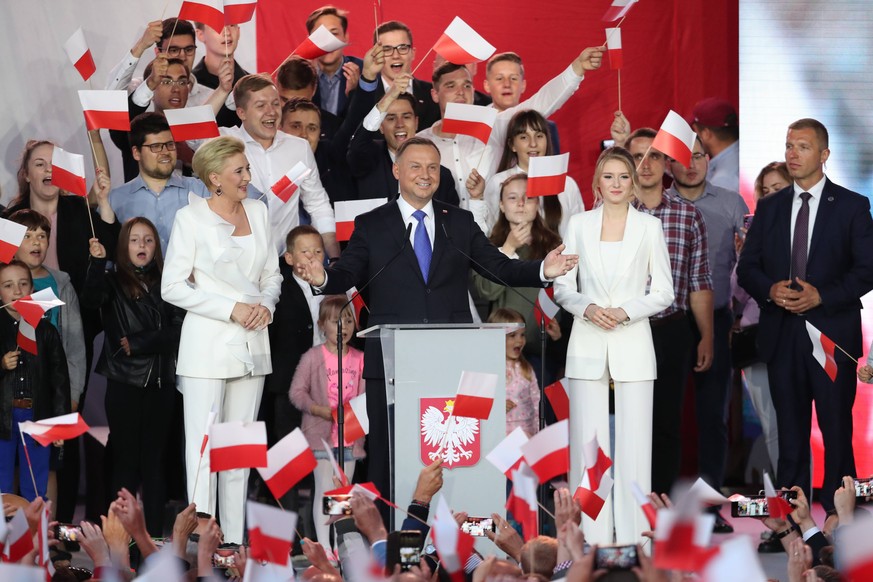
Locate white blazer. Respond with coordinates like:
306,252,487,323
161,194,282,378
554,205,674,381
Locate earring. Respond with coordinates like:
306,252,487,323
215,184,222,196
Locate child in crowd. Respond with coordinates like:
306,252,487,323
290,295,365,552
489,307,540,437
0,260,70,500
83,218,183,536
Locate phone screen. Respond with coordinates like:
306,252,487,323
461,517,495,537
323,495,353,515
595,545,639,570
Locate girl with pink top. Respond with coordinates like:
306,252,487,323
489,307,540,437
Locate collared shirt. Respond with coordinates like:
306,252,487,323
218,125,336,256
635,191,713,318
397,197,435,250
671,181,748,308
109,174,210,253
707,140,739,192
791,175,826,251
104,51,212,109
292,272,325,346
415,65,583,209
318,68,343,116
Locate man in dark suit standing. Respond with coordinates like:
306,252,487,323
295,137,577,520
738,118,873,512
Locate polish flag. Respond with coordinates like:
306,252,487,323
452,371,498,420
837,518,873,581
486,426,529,477
651,110,697,169
442,103,499,144
688,477,730,506
246,501,296,566
165,105,220,142
433,17,496,65
38,505,54,580
631,481,658,529
521,419,569,483
702,537,767,582
199,405,218,456
257,428,317,499
270,161,312,204
293,25,349,60
50,146,87,197
331,392,369,444
19,413,89,446
209,421,268,472
223,0,257,25
527,153,569,198
507,463,539,541
17,320,37,355
345,287,368,327
605,28,623,69
4,509,33,562
78,90,130,131
324,482,380,500
432,497,476,582
63,28,96,82
335,198,386,241
15,288,65,328
805,321,838,382
544,378,569,422
321,438,349,485
763,471,793,520
0,219,27,263
653,497,718,572
179,0,225,34
534,287,560,326
603,0,637,22
573,435,614,520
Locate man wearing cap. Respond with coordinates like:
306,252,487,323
689,97,739,192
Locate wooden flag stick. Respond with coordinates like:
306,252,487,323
19,428,40,497
271,50,297,79
634,144,653,172
373,0,379,30
604,14,628,47
167,17,181,52
835,343,859,364
409,45,435,77
191,451,205,502
537,501,556,520
617,69,622,112
82,197,96,240
159,0,172,22
271,496,305,542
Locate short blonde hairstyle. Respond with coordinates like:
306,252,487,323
591,146,640,202
192,136,246,189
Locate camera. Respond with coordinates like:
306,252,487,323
386,531,423,572
595,545,639,570
730,490,797,517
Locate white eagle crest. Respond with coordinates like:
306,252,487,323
421,401,479,466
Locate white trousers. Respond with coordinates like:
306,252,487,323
742,362,779,471
179,374,264,544
569,373,652,545
313,458,357,552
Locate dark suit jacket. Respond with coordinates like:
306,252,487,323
322,200,544,377
737,179,873,362
347,126,459,206
192,57,248,128
313,55,364,122
374,78,441,134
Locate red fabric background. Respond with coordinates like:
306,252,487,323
256,0,739,209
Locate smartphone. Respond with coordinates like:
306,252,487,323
213,543,240,569
743,213,754,230
54,524,83,542
386,530,423,572
323,494,353,516
855,477,873,498
595,545,639,570
730,490,798,517
460,516,495,537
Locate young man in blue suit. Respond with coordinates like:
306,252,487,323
738,118,873,513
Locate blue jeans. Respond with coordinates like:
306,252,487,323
0,407,50,500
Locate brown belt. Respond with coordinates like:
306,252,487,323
12,398,32,409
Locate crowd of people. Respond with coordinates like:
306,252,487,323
1,4,872,581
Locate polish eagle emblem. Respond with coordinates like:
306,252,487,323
420,398,480,467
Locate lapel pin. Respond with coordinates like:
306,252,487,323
828,196,834,201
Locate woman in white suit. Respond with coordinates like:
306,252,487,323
161,136,281,543
554,147,674,544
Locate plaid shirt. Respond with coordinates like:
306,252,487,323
635,191,713,319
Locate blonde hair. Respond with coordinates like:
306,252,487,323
591,146,639,202
192,136,246,190
318,295,355,329
488,307,533,380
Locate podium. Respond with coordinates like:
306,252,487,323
358,323,519,533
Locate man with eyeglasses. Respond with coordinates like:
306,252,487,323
620,126,714,500
667,136,748,534
372,21,442,132
109,112,209,253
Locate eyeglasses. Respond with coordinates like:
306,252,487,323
159,78,189,87
166,45,197,56
381,44,412,56
141,141,177,153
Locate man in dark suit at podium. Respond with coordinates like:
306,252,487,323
295,137,577,521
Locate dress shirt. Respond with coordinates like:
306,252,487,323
109,174,210,253
791,175,826,251
131,75,225,109
416,65,584,208
706,140,739,192
104,51,212,109
318,68,342,116
671,181,747,308
292,272,325,346
397,197,434,250
217,125,337,256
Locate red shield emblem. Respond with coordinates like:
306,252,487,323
420,397,480,468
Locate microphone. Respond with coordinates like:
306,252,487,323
335,221,412,464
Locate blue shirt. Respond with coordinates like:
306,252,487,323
109,175,210,253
